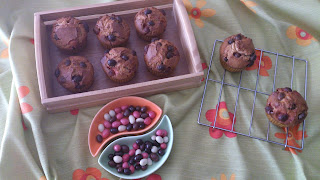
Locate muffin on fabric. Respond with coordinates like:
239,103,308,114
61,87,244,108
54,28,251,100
219,33,256,72
55,56,94,93
134,7,167,41
93,14,130,49
100,47,138,83
144,38,180,77
51,16,89,53
265,87,308,128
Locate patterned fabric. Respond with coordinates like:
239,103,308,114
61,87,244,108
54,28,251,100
0,0,319,179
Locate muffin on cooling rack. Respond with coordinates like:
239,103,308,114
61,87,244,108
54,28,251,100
51,16,89,53
265,87,308,128
144,38,180,77
219,33,256,72
101,47,138,83
93,14,130,49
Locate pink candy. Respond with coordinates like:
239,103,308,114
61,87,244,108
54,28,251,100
121,105,128,111
142,152,148,159
115,107,121,113
130,165,135,173
148,111,156,119
116,113,123,120
132,143,139,150
129,149,135,156
112,121,121,128
156,129,168,137
122,162,129,169
144,117,152,125
103,121,112,129
133,111,140,118
102,129,110,138
160,143,167,149
122,154,130,162
114,144,121,152
120,118,129,126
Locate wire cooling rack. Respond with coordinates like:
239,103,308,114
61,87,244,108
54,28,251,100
198,39,308,150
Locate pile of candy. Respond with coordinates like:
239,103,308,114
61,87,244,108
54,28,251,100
107,129,169,175
96,105,156,143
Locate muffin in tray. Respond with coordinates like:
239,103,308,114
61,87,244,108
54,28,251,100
94,14,130,49
265,87,308,128
144,38,180,77
51,16,89,53
134,7,167,41
55,56,94,93
219,33,256,72
100,47,138,83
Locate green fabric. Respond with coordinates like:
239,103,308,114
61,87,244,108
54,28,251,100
0,0,319,179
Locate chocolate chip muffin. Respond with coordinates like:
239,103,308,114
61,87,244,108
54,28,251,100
219,34,256,72
93,14,130,49
134,7,167,41
265,87,308,128
51,17,89,53
144,39,180,77
101,47,138,83
55,56,94,93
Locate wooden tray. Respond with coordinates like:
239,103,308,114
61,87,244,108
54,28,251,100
34,0,203,113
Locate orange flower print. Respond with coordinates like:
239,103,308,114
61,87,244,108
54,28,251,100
275,123,308,155
183,0,216,28
240,0,257,13
246,50,272,76
286,26,317,46
206,102,237,139
73,167,109,180
211,173,236,180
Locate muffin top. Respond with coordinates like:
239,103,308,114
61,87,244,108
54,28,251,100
134,7,167,38
94,14,130,48
144,39,180,76
101,47,138,81
55,56,94,93
220,33,256,69
51,16,88,52
265,87,308,127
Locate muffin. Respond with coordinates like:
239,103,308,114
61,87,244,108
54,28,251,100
265,87,308,128
134,7,167,41
219,33,256,72
55,56,94,93
101,47,138,83
144,38,180,77
93,14,130,49
51,17,89,53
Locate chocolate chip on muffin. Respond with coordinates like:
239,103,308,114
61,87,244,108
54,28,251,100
134,7,167,41
265,87,308,127
94,14,130,49
219,33,256,72
144,39,180,77
101,47,138,83
51,17,88,53
55,56,94,93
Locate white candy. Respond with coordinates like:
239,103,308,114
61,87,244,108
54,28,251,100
140,159,148,166
118,125,126,132
135,149,142,155
136,118,144,122
151,146,158,153
156,136,164,144
98,124,105,132
104,113,111,121
151,135,156,141
129,115,135,124
147,158,152,166
109,110,116,117
163,136,169,143
113,156,122,163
